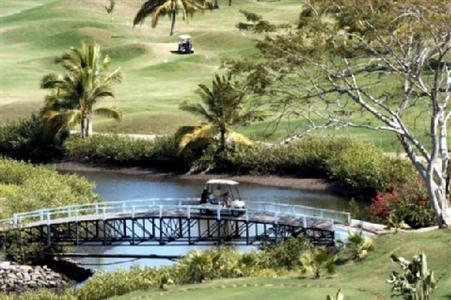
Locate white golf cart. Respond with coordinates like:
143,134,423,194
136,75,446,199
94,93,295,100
199,179,246,216
177,34,194,54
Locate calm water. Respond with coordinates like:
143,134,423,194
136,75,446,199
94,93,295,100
68,171,357,272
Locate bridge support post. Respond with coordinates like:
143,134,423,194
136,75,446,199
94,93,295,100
131,219,136,245
47,225,51,247
102,221,107,245
217,220,221,245
187,219,192,245
159,218,164,245
245,222,249,245
75,222,80,245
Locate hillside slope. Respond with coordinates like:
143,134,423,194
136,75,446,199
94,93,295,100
0,0,300,134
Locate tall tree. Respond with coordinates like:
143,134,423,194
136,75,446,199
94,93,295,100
229,0,451,226
41,42,122,139
179,74,263,152
133,0,212,36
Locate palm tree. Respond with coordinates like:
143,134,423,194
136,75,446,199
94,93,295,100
299,248,336,279
41,42,122,139
133,0,212,36
179,74,263,152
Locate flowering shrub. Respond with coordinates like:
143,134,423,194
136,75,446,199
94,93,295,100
371,179,435,228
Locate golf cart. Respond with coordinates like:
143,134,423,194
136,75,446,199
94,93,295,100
199,179,246,216
177,34,194,54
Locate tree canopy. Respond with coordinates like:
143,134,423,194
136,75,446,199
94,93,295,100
228,0,451,226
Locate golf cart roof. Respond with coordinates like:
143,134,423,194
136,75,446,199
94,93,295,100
178,34,192,40
206,179,239,186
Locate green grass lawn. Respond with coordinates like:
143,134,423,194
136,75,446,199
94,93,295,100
0,0,300,132
0,0,438,151
113,229,451,300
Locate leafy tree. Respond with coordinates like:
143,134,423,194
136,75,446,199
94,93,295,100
179,74,264,152
133,0,212,36
41,42,122,139
299,247,336,279
236,10,277,33
229,0,451,227
388,252,436,300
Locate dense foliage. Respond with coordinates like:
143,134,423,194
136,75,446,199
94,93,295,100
64,135,185,170
64,134,412,197
0,158,97,218
0,237,315,300
371,180,435,228
0,114,63,162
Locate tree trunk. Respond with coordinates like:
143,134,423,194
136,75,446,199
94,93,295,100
219,128,226,152
86,113,93,137
214,0,219,9
228,0,231,6
80,117,86,138
425,179,448,228
170,8,177,36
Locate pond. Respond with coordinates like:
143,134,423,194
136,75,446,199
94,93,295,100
68,171,362,272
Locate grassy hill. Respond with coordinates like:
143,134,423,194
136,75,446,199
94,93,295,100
0,0,426,151
113,229,451,300
0,0,301,134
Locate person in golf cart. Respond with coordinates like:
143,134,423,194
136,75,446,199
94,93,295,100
200,179,246,210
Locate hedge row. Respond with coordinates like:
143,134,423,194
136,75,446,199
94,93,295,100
63,135,187,171
64,135,413,196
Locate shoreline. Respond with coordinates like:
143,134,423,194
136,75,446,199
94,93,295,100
51,160,348,194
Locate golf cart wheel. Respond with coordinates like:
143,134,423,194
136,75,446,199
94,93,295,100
231,210,242,217
200,209,209,215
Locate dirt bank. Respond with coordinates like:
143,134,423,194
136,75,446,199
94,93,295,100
51,160,348,194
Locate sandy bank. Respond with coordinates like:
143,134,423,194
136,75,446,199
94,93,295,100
51,161,347,194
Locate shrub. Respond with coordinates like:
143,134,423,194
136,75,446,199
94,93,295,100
327,142,412,195
260,237,312,270
371,179,435,228
346,230,374,261
64,135,187,171
0,158,98,262
0,158,97,217
299,247,337,279
0,114,63,162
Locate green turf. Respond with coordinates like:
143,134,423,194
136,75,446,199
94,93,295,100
0,0,437,151
0,0,300,132
112,229,451,300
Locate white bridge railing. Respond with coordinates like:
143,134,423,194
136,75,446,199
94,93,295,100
0,198,351,229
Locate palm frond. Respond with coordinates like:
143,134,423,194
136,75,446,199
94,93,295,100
94,107,122,121
133,0,169,26
178,123,217,153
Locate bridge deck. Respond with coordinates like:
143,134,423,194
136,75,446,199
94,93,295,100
20,210,333,231
0,199,349,246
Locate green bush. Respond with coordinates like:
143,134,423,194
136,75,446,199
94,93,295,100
260,237,312,270
327,142,412,195
0,114,63,162
64,135,187,170
0,158,97,217
0,158,98,263
64,134,412,196
217,137,412,196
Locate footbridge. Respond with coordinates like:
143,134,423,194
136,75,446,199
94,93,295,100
0,199,351,247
